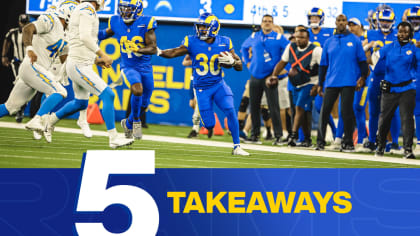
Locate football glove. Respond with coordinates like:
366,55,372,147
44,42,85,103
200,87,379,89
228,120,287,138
218,51,235,65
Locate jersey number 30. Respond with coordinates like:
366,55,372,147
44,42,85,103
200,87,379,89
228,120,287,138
195,53,221,76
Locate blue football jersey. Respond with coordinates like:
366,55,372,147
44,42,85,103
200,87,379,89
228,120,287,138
182,35,233,89
413,31,420,44
109,14,157,70
365,29,397,77
309,28,333,48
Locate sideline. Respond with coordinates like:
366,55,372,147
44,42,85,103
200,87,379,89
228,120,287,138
0,121,419,166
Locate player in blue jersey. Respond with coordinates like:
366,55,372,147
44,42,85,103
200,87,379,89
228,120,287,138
98,0,157,140
307,7,336,143
406,6,420,154
362,8,401,153
158,13,249,156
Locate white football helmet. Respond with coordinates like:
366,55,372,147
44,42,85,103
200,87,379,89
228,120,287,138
81,0,104,11
57,1,78,24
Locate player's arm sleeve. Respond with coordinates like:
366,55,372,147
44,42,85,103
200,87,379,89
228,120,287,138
181,36,190,52
147,16,157,31
79,13,100,53
318,43,329,85
33,14,54,34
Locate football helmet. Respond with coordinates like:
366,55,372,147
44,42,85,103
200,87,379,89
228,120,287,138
367,9,378,30
57,1,78,24
81,0,105,11
307,7,325,28
194,13,220,40
407,6,420,32
377,9,395,33
118,0,143,23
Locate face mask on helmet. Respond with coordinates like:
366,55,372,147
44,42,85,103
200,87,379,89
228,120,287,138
307,7,324,28
378,9,395,33
118,0,143,23
194,13,220,40
407,7,420,32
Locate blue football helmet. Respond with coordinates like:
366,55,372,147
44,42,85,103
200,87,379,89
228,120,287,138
377,9,395,33
194,13,220,40
118,0,143,23
367,9,379,30
407,6,420,32
307,7,325,28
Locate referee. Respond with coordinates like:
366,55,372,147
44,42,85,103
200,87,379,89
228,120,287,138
2,14,43,122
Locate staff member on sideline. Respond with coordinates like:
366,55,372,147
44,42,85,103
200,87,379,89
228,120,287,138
372,22,419,159
316,14,368,151
241,14,289,145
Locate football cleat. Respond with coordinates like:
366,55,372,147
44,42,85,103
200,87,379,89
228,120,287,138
121,118,133,139
33,131,42,140
77,120,93,138
109,135,134,149
232,146,250,156
25,115,45,132
133,121,142,140
187,130,199,138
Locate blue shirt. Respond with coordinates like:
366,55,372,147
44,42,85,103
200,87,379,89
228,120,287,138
182,35,233,89
241,30,289,79
320,31,366,88
364,29,397,77
377,41,419,93
309,28,334,48
414,31,420,44
109,15,157,72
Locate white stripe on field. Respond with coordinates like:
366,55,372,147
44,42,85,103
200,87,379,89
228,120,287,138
0,121,419,166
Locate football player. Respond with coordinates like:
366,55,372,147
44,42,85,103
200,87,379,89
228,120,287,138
0,3,73,139
158,13,249,156
363,8,401,153
98,0,157,140
45,0,134,148
307,7,336,144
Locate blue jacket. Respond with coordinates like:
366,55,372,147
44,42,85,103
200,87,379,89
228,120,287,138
377,41,419,93
241,30,289,79
320,30,366,88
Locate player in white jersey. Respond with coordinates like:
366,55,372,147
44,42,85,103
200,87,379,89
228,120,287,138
0,4,72,139
42,0,94,139
46,0,134,148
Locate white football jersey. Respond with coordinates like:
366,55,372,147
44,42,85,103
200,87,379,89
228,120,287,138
67,2,99,64
31,13,67,69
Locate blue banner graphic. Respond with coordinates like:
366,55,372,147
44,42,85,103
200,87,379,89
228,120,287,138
1,166,420,235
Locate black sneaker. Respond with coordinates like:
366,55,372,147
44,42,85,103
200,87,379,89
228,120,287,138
297,138,312,148
287,132,297,147
239,130,249,141
273,136,285,146
362,141,376,152
315,143,325,151
404,150,416,159
244,135,262,144
341,143,355,152
15,110,24,123
187,130,198,138
142,123,149,128
375,146,385,157
265,130,273,140
207,128,213,138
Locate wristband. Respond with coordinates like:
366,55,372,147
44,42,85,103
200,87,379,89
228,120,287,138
26,46,34,53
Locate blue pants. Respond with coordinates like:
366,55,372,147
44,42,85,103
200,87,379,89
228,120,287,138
196,81,240,145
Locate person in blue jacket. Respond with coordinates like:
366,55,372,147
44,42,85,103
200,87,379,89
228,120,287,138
316,14,369,152
241,14,289,145
373,21,420,159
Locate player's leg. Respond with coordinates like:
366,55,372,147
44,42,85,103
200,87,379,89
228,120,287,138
353,86,368,151
214,81,249,155
365,76,381,152
333,97,344,150
1,79,37,118
18,60,67,132
387,108,401,153
195,85,215,131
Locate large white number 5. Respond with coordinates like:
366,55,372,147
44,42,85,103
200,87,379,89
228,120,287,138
75,150,159,236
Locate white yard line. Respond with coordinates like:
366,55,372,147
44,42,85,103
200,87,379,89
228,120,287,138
1,121,419,166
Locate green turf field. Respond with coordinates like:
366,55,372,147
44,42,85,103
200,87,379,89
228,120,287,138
0,116,418,168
